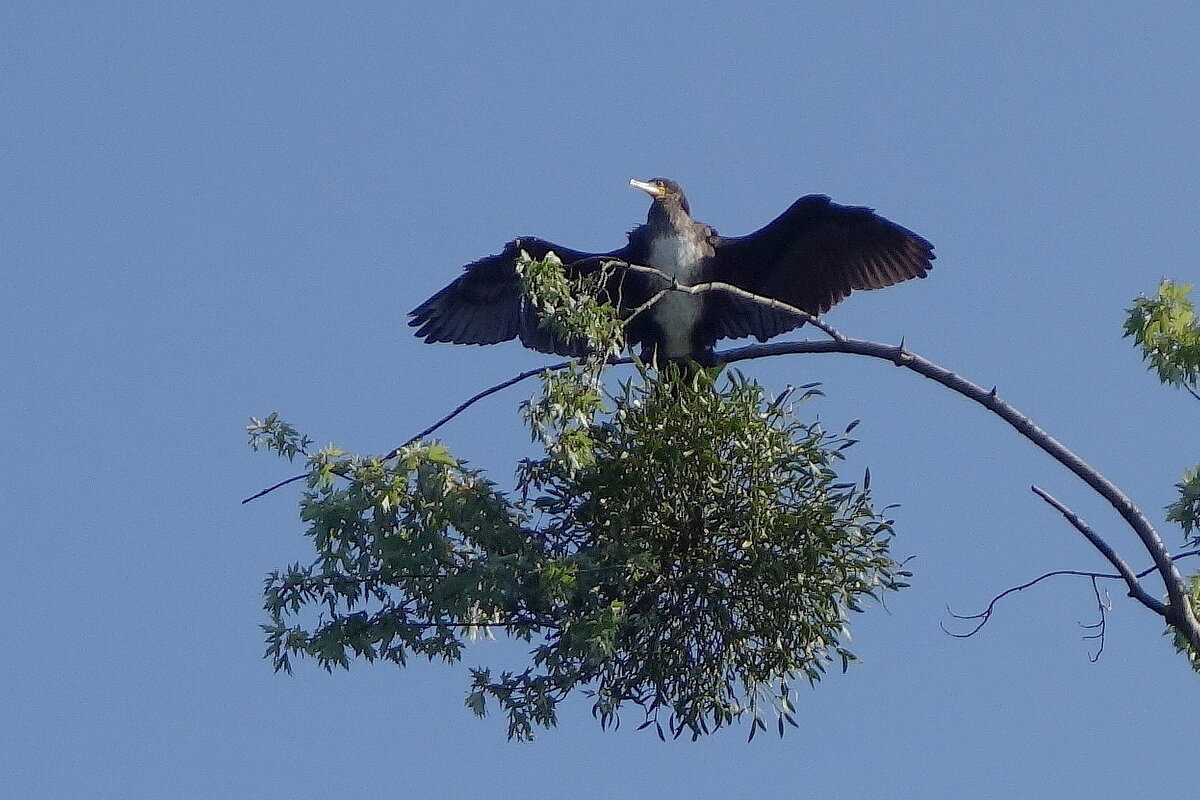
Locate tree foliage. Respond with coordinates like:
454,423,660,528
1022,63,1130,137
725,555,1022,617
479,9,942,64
250,257,906,740
1125,280,1200,392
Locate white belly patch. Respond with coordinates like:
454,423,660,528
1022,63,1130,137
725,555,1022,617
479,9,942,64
645,234,707,358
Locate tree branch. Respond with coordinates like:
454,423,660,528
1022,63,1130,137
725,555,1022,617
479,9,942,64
242,473,309,504
243,358,631,504
1029,485,1166,615
619,287,671,326
717,336,1200,653
681,279,845,342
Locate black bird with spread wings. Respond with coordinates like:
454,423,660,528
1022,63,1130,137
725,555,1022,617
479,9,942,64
410,178,934,364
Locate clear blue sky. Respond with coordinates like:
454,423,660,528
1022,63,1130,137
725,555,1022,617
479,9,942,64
4,3,1198,798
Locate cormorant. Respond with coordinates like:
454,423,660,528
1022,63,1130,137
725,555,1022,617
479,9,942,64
410,178,934,364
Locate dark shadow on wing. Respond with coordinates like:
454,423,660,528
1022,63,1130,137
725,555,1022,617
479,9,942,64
710,195,934,342
409,237,604,356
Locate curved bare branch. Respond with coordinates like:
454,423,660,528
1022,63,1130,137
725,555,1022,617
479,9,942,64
718,336,1200,653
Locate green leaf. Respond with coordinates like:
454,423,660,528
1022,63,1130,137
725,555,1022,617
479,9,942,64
424,442,458,467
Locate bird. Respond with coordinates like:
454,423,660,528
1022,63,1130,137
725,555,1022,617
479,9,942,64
410,178,934,365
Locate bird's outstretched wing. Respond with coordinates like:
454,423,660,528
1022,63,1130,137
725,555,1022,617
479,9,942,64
409,237,604,356
709,195,934,341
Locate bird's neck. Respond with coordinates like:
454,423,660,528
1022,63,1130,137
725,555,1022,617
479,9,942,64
647,200,693,237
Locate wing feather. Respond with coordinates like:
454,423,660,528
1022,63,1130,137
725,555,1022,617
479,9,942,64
709,195,934,341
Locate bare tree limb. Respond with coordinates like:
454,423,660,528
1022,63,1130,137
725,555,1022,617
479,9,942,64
620,287,671,326
717,336,1200,653
243,357,632,504
681,280,845,342
382,360,631,460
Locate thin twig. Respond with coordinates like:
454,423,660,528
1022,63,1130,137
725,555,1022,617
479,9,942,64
681,280,844,342
1084,576,1108,662
621,288,671,325
943,550,1200,638
242,473,309,504
243,357,631,503
943,569,1116,638
383,359,632,460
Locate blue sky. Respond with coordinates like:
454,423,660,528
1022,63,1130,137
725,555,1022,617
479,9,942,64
4,3,1199,798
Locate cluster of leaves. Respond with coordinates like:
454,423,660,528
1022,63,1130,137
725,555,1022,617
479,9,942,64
1125,281,1200,668
248,413,312,462
1124,280,1200,391
516,251,626,361
253,256,906,739
1177,575,1200,672
1167,464,1200,548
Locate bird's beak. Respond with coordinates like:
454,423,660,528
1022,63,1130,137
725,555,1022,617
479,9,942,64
629,178,665,197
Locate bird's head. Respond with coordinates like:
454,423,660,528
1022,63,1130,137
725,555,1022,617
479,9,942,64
630,177,691,215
